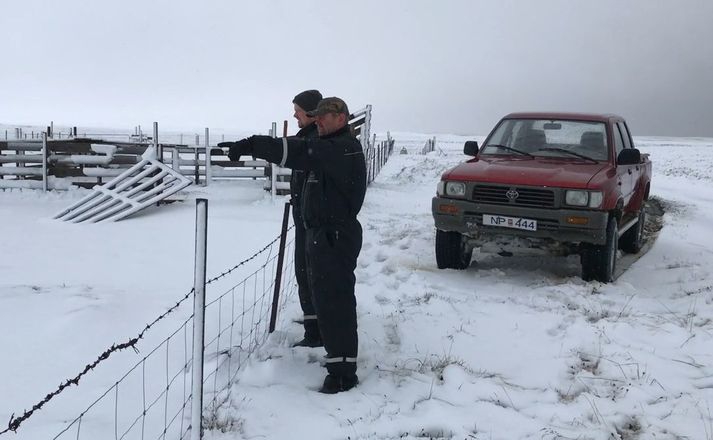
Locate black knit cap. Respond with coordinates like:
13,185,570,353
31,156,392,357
292,89,323,113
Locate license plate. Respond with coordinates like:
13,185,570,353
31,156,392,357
482,214,537,231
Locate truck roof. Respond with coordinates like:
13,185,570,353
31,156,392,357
504,112,624,123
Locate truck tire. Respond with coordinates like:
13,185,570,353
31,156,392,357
435,229,472,270
580,217,618,282
619,208,645,253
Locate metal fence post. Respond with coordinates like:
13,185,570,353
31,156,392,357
204,128,211,186
42,132,48,192
191,199,208,440
269,201,291,333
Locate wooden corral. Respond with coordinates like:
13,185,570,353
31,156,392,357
0,105,386,192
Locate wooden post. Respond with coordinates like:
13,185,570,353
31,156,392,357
204,128,211,186
269,202,291,333
270,122,277,198
153,122,160,162
172,145,180,173
42,132,48,192
194,147,200,185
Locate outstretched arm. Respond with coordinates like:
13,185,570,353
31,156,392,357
224,135,350,173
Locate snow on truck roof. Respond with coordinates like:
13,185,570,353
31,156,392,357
503,112,624,122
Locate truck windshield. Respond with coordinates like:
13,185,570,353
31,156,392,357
482,119,609,161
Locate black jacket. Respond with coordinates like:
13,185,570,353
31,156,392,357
291,123,319,218
250,125,366,229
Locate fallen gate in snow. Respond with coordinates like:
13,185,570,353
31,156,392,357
54,147,191,223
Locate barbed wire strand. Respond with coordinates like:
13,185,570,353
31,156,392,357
1,228,291,436
5,142,389,437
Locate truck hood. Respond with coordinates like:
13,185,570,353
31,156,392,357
444,157,610,189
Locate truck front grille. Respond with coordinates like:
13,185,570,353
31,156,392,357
472,185,555,208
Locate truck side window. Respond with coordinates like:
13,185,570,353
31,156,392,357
617,122,633,149
613,124,626,157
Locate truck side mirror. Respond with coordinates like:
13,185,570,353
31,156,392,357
464,141,479,156
617,148,641,165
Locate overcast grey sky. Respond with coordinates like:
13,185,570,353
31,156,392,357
2,0,712,137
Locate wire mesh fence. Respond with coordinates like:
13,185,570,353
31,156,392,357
44,227,296,440
365,137,395,185
201,237,296,417
52,318,194,440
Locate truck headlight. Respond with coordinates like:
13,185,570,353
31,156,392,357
565,190,603,208
437,181,445,196
445,181,466,197
565,190,588,206
588,191,603,208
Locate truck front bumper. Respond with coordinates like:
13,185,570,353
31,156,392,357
432,197,609,245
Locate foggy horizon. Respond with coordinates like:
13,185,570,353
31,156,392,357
2,0,712,138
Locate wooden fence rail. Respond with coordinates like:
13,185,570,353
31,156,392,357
0,105,382,192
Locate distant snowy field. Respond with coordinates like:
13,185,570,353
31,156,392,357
1,133,713,439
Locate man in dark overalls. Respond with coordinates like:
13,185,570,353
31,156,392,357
222,97,366,393
289,89,323,347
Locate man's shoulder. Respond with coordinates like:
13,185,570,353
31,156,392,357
336,132,362,151
297,124,319,139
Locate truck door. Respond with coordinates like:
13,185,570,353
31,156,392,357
613,122,635,211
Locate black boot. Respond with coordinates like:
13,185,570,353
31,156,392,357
318,374,359,394
292,336,323,348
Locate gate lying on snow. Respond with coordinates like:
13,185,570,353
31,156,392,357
53,147,192,223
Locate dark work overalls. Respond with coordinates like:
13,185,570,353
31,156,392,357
290,123,320,342
249,125,367,377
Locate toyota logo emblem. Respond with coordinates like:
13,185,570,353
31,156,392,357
506,189,519,201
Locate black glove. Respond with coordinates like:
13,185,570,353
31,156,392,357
226,138,254,161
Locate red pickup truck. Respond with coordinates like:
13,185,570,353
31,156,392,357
432,112,652,282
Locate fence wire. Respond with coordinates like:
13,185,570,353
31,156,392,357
48,229,296,440
202,237,297,414
0,226,294,440
365,138,395,185
4,133,393,439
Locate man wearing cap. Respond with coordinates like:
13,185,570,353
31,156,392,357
220,97,366,394
290,89,323,348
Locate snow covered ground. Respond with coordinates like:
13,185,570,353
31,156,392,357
1,133,713,439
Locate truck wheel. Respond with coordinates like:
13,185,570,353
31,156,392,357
435,230,472,270
580,217,618,282
619,208,646,253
